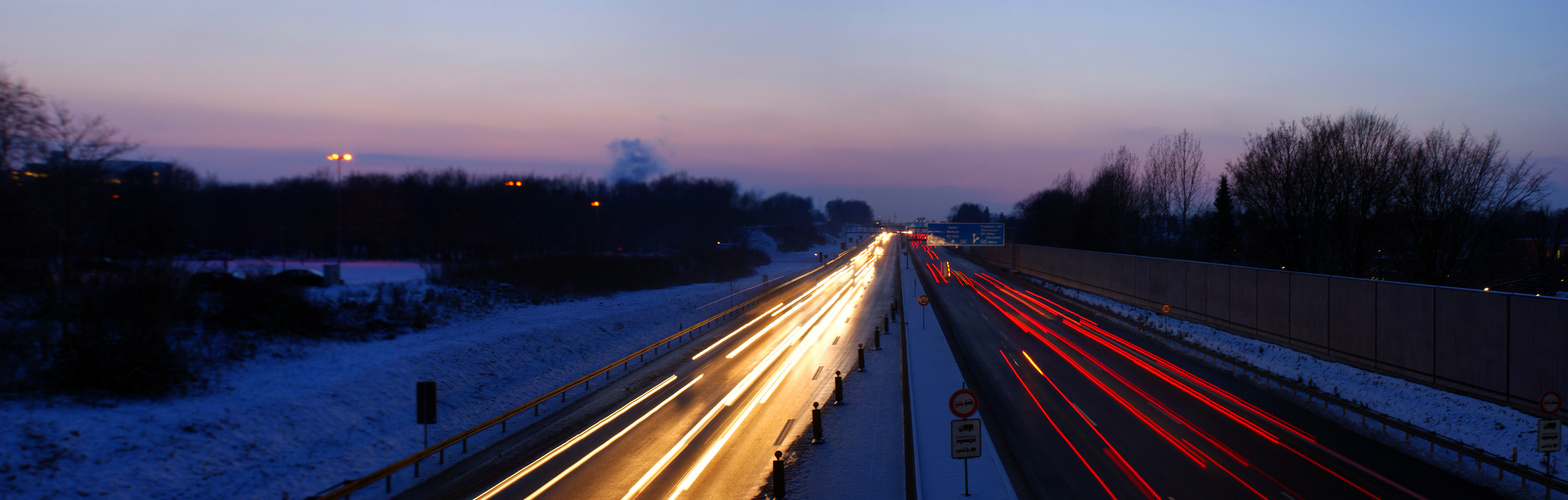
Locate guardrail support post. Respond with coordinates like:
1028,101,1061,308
857,344,865,372
812,403,824,444
773,450,786,498
834,371,843,405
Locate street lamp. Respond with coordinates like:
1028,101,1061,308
591,200,601,253
328,153,352,265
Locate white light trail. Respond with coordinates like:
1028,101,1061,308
522,375,703,500
476,375,681,500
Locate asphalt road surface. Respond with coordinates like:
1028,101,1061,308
911,240,1502,500
406,234,902,500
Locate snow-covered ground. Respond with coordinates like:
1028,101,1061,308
1,241,847,500
1022,275,1562,498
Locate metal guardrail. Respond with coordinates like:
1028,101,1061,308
310,242,870,500
1010,271,1568,498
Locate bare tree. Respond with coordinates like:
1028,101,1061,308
1228,110,1407,276
0,67,46,173
1391,127,1547,286
1144,130,1206,248
33,102,139,166
1079,146,1141,251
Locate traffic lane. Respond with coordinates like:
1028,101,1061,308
945,255,1409,499
669,237,900,498
968,277,1371,499
963,258,1504,499
469,238,893,499
402,250,875,500
928,246,1503,499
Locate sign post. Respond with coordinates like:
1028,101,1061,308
950,388,980,497
1542,392,1562,470
918,295,930,328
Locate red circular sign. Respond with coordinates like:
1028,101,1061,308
950,388,978,418
1160,304,1172,315
918,295,930,306
1543,391,1561,415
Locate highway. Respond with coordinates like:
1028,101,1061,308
406,234,901,499
910,240,1503,500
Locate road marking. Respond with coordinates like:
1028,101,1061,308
774,419,796,446
813,366,824,380
831,336,840,345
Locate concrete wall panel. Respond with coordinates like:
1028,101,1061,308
1327,278,1376,360
1257,270,1291,338
1185,261,1208,316
1508,296,1568,407
1229,267,1259,330
1434,288,1507,395
1132,257,1151,300
1206,264,1230,324
1289,274,1329,347
1149,260,1172,306
1375,282,1434,375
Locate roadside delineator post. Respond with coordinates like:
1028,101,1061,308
812,402,825,444
773,450,786,499
874,326,881,350
834,371,843,405
857,344,866,371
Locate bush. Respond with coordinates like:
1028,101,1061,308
203,277,334,338
46,262,198,397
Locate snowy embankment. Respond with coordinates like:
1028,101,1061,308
1,242,842,500
1023,275,1561,495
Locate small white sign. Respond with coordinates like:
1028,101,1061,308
1540,419,1561,453
952,418,982,459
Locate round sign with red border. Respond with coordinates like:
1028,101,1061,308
950,388,978,418
918,295,930,307
1543,391,1561,415
1160,304,1172,315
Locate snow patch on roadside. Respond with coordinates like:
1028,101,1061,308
0,245,842,500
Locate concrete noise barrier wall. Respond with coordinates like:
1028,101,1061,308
968,243,1567,417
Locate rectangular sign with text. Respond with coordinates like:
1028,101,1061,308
951,418,982,459
926,223,1004,246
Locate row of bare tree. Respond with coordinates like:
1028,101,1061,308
1012,110,1562,293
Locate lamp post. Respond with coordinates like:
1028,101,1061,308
590,200,601,253
328,153,352,265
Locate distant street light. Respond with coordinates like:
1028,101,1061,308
591,201,602,252
328,153,352,265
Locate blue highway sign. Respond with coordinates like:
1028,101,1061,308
926,223,1003,246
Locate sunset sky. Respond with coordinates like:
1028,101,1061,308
4,1,1565,220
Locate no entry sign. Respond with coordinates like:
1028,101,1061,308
1543,391,1561,416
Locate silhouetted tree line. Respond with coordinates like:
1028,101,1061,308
947,202,992,223
825,198,875,227
1008,111,1564,294
0,69,842,397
